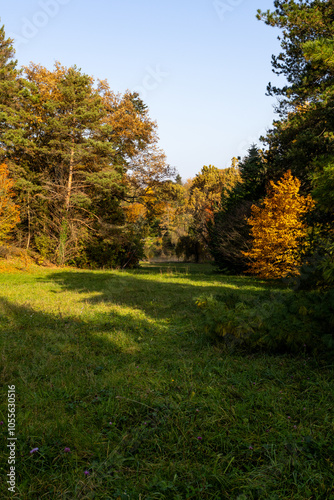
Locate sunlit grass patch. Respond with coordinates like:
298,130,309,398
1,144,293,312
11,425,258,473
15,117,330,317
0,263,333,499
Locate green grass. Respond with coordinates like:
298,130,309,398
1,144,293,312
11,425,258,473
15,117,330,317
0,263,333,499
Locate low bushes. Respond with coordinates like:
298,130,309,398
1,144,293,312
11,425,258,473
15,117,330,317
196,288,334,355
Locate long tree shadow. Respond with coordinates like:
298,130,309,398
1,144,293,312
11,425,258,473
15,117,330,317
0,295,155,380
0,293,214,495
0,293,179,438
43,267,274,330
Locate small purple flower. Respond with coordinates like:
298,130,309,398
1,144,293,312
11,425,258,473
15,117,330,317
287,416,291,419
249,446,253,450
109,421,112,425
64,447,71,453
196,409,199,412
84,470,90,476
303,407,306,410
30,447,39,454
293,425,297,429
0,421,3,425
197,436,203,440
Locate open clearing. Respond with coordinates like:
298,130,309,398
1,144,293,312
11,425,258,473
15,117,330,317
0,263,333,499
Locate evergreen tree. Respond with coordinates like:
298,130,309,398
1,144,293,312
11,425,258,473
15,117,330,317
258,1,334,191
257,0,334,115
0,22,22,159
257,1,334,288
10,62,120,264
227,145,267,206
208,147,266,272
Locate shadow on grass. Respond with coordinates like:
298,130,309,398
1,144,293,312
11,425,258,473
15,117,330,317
1,268,332,499
0,296,140,377
42,266,275,328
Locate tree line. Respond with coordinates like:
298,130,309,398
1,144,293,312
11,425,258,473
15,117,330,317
208,0,334,288
1,0,334,288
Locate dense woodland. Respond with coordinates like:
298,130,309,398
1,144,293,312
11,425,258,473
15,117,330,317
1,0,334,289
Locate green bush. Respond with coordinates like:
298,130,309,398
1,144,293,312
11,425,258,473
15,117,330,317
196,288,334,355
298,235,334,290
72,231,144,269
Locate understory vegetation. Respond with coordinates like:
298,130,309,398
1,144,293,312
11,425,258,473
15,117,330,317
0,264,333,499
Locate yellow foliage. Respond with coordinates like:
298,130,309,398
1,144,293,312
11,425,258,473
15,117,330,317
24,62,68,123
0,163,20,241
243,170,315,279
125,203,147,223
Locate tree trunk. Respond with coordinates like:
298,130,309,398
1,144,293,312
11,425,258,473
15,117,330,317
26,192,31,250
65,141,75,211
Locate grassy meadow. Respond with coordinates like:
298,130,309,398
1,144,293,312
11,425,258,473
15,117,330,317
0,263,333,499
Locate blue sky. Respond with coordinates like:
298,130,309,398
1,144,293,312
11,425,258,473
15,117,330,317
1,0,284,180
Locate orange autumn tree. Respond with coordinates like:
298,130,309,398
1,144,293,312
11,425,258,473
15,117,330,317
243,170,315,279
124,202,147,223
0,163,20,241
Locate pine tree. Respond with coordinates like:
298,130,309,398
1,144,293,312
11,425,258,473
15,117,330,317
227,145,267,206
208,148,264,272
243,171,315,279
257,0,334,115
4,62,161,266
14,62,120,263
0,22,22,159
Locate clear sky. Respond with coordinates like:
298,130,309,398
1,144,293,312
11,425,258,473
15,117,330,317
1,0,284,180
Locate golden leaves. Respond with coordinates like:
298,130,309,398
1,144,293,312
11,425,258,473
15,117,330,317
0,163,20,241
243,170,315,279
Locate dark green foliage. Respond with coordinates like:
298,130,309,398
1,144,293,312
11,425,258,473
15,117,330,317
294,232,334,290
208,200,253,272
227,145,267,206
261,93,334,193
312,155,334,217
175,234,208,263
197,288,334,355
0,22,20,148
0,22,31,197
73,228,145,269
257,0,334,114
208,146,267,272
258,1,334,193
175,173,183,185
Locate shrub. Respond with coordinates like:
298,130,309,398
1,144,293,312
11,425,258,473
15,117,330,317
196,289,334,355
74,231,145,269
